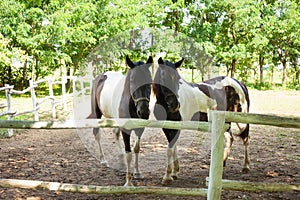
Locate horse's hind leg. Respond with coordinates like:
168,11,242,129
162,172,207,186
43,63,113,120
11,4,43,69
223,130,233,167
242,137,250,173
93,128,108,166
113,128,123,155
113,128,125,170
133,135,143,179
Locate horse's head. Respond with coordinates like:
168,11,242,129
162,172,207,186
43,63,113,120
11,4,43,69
154,57,184,113
126,55,153,119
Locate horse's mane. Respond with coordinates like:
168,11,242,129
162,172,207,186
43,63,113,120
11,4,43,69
123,68,132,101
152,67,161,97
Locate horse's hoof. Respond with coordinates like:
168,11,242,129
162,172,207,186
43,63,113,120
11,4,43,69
171,175,178,180
101,160,109,167
134,173,144,179
161,179,173,185
242,167,250,173
124,182,134,187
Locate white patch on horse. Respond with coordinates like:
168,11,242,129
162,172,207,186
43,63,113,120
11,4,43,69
99,71,125,118
200,77,248,113
178,79,217,120
220,77,248,113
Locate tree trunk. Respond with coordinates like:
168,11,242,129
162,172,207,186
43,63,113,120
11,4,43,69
226,65,230,77
297,66,300,85
22,59,28,88
128,30,135,49
259,55,264,86
66,67,71,89
282,58,287,86
173,9,179,35
253,68,257,85
191,67,194,82
230,59,236,78
271,65,275,87
207,64,211,80
279,49,288,86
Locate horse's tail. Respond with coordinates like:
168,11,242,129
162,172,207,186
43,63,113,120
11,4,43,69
232,79,250,142
87,73,106,119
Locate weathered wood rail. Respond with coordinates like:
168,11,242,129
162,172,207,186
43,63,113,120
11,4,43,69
0,179,207,197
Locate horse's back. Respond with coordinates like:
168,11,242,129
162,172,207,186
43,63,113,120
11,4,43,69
178,79,217,121
203,76,249,113
99,71,125,118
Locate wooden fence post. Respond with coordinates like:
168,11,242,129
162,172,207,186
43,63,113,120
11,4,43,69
72,77,76,97
29,80,39,121
89,78,93,94
48,79,56,119
62,77,67,111
5,84,13,137
79,78,85,102
207,110,226,200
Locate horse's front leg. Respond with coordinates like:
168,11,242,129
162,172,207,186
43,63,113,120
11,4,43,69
124,152,133,186
162,147,174,185
122,131,134,186
133,135,143,179
171,145,179,179
93,128,108,166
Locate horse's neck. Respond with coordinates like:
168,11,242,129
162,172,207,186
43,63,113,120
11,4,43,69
99,72,125,118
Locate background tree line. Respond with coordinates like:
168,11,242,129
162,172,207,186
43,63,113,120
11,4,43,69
0,0,299,89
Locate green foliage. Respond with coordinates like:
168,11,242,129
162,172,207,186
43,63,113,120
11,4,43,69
0,0,299,89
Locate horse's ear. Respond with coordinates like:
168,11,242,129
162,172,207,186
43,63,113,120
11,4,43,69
126,55,135,68
175,57,184,68
158,57,164,65
146,56,153,64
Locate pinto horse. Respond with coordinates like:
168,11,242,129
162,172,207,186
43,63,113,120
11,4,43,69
153,57,250,184
88,55,153,186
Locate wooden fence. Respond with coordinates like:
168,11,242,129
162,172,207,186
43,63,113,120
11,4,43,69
0,76,92,136
0,111,299,199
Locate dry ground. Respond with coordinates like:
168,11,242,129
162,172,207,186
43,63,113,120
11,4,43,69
0,90,299,200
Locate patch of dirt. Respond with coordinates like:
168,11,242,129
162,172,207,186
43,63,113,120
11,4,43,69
0,125,299,199
0,90,299,199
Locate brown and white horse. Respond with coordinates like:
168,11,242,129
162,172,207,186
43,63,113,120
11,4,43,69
88,55,153,186
153,57,250,184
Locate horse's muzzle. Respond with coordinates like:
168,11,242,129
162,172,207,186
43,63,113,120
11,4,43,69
137,109,150,119
168,102,180,113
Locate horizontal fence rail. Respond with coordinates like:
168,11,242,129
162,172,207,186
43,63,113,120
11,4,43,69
0,118,211,132
205,178,300,192
1,112,298,130
221,111,300,129
0,179,207,197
